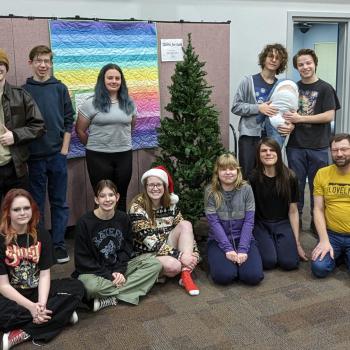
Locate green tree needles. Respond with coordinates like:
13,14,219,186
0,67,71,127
155,34,225,224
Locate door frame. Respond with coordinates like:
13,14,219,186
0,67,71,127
287,11,350,133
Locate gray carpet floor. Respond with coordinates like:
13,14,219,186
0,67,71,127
6,194,350,350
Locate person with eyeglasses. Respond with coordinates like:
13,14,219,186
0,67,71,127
72,179,161,312
231,43,293,179
311,133,350,278
23,45,74,264
129,166,200,296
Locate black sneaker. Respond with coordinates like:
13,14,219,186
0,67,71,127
55,247,70,264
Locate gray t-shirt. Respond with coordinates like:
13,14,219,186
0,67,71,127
79,96,135,153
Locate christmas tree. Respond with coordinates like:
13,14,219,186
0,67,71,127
155,33,226,224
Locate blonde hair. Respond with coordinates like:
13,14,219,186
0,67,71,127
208,153,245,208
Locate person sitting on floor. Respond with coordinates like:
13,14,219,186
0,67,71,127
0,189,84,350
249,137,307,271
205,153,264,285
72,179,162,312
129,166,200,296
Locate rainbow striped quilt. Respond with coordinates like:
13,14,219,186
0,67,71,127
49,20,160,158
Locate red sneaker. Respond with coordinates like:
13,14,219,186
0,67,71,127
179,270,200,296
2,329,30,350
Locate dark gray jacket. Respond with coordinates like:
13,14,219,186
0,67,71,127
2,81,45,177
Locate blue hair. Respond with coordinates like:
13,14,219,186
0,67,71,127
93,63,135,115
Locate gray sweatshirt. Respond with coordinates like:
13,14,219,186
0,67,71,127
231,75,262,137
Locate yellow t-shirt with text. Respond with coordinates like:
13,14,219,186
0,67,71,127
313,164,350,234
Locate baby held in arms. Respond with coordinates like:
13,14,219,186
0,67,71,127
258,79,299,147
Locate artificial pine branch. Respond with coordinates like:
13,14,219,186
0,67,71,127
155,33,226,225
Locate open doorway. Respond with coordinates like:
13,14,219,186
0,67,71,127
287,13,350,134
293,22,338,131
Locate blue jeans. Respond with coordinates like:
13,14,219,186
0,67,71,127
253,219,299,270
207,239,264,285
28,153,69,248
286,147,329,215
256,115,285,148
311,231,350,278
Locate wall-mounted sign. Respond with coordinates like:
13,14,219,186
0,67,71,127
160,39,183,62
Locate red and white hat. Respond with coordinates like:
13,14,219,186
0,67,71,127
141,166,179,204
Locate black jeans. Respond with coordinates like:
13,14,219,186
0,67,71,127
0,161,28,201
238,136,260,179
86,149,133,212
0,278,85,341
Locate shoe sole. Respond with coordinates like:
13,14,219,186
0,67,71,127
56,256,70,264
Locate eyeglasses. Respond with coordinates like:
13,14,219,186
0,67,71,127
331,147,350,153
11,206,32,212
147,183,164,189
32,59,52,66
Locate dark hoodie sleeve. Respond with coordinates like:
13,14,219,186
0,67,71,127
62,84,74,133
73,215,112,280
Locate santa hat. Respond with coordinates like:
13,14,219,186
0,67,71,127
141,166,179,205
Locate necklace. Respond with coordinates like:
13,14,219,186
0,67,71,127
14,233,30,264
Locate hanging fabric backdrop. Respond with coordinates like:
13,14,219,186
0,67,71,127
49,20,161,158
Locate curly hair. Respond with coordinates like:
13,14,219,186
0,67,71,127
258,43,288,75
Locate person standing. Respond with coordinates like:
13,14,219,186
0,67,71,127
311,133,350,277
23,45,74,264
231,43,290,178
285,48,340,231
75,63,136,212
0,48,45,200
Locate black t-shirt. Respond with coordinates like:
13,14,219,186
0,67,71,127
73,210,135,280
0,229,53,291
250,173,299,221
252,73,277,104
287,79,340,149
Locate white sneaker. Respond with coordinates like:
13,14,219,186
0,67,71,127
93,296,118,312
69,311,79,325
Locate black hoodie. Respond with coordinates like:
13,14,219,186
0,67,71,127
23,77,74,158
72,210,135,280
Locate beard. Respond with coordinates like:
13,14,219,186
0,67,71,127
333,156,350,168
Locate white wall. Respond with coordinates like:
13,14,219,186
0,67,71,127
2,0,350,149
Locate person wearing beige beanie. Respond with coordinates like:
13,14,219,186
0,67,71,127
0,48,45,201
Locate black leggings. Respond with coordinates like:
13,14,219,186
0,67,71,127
0,278,84,341
86,149,133,212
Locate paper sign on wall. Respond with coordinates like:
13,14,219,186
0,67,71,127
161,39,184,62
